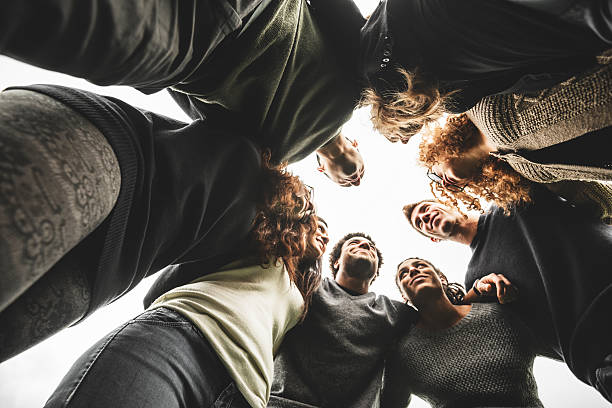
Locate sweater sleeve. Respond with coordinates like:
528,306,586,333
380,347,412,408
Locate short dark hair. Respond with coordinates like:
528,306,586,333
402,200,438,238
395,257,465,305
329,232,383,281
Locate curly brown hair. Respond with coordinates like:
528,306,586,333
249,152,321,316
361,68,451,144
418,113,533,213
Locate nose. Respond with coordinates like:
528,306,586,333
320,233,330,244
419,212,430,226
358,240,371,250
408,267,420,278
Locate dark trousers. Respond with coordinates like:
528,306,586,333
0,0,263,92
45,307,250,408
594,355,612,403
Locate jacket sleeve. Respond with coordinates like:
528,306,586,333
380,348,412,408
504,0,612,44
0,0,213,92
307,0,366,71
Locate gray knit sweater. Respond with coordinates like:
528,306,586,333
467,57,612,222
381,303,543,408
269,278,415,408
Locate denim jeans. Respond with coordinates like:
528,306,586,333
45,307,250,408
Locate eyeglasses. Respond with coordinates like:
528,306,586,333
298,184,315,224
427,169,467,192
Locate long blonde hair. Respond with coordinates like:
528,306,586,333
361,68,450,143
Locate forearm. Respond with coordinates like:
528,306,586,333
0,0,198,91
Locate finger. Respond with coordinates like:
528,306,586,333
494,276,506,300
497,275,516,301
477,282,493,295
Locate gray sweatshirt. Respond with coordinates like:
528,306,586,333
268,278,416,408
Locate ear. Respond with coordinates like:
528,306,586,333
430,237,441,243
334,259,340,270
317,165,326,173
351,139,359,148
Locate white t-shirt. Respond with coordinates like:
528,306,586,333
151,258,304,408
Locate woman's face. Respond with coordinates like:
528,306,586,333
430,154,480,190
396,258,446,304
308,218,329,260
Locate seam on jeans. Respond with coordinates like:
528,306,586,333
63,320,133,407
136,319,193,327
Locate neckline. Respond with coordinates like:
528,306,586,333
412,303,485,337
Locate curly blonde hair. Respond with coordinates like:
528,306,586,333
418,114,533,213
361,68,451,144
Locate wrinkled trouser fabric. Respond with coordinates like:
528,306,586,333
0,0,264,92
595,355,612,402
45,307,250,408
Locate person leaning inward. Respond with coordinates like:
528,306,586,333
0,85,318,362
416,53,612,221
44,183,323,408
381,257,549,408
402,196,612,402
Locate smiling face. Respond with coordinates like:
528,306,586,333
409,201,463,241
334,236,379,283
308,218,330,259
396,258,447,304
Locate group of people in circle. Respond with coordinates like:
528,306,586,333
1,0,611,406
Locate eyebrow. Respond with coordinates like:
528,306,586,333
347,238,373,246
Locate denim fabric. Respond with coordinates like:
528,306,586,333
44,307,250,408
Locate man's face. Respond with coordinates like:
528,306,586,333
410,201,463,241
334,236,378,281
318,139,364,187
309,219,330,259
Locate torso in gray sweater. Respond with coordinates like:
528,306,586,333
382,302,544,408
268,278,416,408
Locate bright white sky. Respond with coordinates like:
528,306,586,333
0,1,608,407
